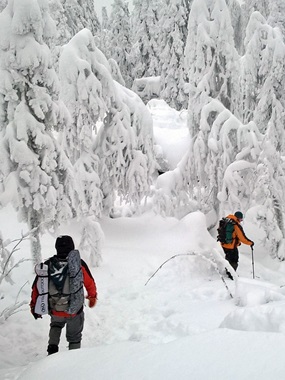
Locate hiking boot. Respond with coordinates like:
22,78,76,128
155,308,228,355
69,342,81,350
47,344,59,355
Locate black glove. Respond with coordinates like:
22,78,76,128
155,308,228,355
251,242,254,247
31,307,42,320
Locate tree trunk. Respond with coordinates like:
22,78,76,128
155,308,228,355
28,209,42,266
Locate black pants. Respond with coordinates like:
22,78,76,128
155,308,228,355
223,247,239,271
48,311,84,349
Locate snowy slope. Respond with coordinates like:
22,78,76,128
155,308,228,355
1,209,285,379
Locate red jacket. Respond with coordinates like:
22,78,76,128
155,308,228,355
221,214,253,249
30,259,97,317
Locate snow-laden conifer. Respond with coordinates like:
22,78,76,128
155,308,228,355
0,0,73,264
252,132,285,261
58,0,100,39
59,29,104,221
59,28,155,215
97,7,112,59
109,0,133,88
159,0,190,110
241,11,285,146
226,0,243,54
185,0,240,137
79,216,104,267
130,0,162,79
48,0,72,46
267,0,285,39
108,58,126,86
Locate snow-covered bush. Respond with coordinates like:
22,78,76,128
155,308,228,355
0,231,30,324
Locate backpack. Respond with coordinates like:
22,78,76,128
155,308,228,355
48,250,84,314
217,218,235,244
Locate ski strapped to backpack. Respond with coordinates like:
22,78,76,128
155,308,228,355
34,263,49,315
48,249,84,314
217,218,236,244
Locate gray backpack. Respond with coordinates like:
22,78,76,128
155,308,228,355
48,250,84,314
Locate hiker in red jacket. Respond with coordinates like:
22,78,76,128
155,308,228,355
30,235,97,355
221,211,254,279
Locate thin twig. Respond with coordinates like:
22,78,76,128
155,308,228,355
15,281,29,304
145,252,233,298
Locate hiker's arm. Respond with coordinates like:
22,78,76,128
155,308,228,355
29,276,43,319
235,225,253,246
30,276,39,310
81,260,97,298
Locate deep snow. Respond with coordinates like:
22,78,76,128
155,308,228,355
1,100,285,379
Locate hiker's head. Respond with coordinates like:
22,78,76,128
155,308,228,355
234,211,243,222
55,235,75,258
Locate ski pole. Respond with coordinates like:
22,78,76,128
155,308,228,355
251,246,255,279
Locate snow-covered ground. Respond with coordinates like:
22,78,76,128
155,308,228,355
149,99,190,169
2,209,285,380
1,101,285,379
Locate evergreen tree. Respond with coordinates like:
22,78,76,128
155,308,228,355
252,129,285,260
130,0,162,79
241,10,285,146
268,0,285,39
97,6,112,58
109,0,132,87
79,216,104,267
59,29,104,219
0,0,73,264
56,0,100,40
159,0,190,110
226,0,243,54
108,58,126,86
48,0,72,46
185,0,240,137
59,28,156,214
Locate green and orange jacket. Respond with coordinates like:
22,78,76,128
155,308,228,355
221,214,253,249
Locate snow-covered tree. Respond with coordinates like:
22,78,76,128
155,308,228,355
251,133,285,260
59,29,104,219
185,99,262,216
59,28,156,214
0,0,72,264
267,0,285,39
97,6,112,59
130,0,162,79
226,0,243,54
108,58,126,86
48,0,72,47
240,11,285,147
109,0,133,88
185,0,240,138
159,0,190,110
241,0,269,30
79,216,104,267
53,0,100,42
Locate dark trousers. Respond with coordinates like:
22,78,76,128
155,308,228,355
48,311,84,350
223,247,239,271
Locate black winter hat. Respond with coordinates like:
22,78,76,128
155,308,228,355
234,211,243,220
55,235,75,257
